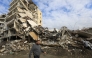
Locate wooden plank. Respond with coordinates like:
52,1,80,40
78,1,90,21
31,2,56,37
29,32,38,40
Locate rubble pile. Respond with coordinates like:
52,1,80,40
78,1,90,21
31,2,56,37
36,26,92,50
0,0,92,56
36,27,80,48
0,40,32,55
0,26,92,56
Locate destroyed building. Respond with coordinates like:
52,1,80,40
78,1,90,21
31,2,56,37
0,0,92,55
0,0,43,41
0,0,44,55
0,0,80,49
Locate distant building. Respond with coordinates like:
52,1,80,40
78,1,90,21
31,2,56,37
37,9,42,26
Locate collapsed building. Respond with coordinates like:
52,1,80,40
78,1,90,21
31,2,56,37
0,0,42,41
0,0,92,55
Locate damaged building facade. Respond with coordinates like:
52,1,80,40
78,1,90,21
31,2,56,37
0,0,42,41
0,14,6,43
0,15,6,34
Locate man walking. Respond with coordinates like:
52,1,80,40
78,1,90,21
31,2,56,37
29,40,45,58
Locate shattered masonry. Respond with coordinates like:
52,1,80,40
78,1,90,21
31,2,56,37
0,0,92,55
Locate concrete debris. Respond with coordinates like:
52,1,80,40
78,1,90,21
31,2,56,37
0,40,32,55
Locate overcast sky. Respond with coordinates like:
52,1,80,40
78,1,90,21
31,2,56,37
0,0,92,30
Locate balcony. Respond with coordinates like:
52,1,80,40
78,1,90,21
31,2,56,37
6,12,17,22
8,6,17,15
10,0,18,6
9,0,19,11
0,21,4,23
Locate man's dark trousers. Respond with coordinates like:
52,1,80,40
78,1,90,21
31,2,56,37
34,55,40,58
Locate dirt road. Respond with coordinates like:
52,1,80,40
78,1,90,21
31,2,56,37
0,53,92,58
0,47,92,58
0,54,62,58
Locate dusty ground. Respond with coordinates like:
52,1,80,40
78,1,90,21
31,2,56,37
44,47,92,58
0,50,60,58
0,47,92,58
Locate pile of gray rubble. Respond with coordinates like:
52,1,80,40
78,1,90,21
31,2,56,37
0,26,92,55
0,40,32,55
